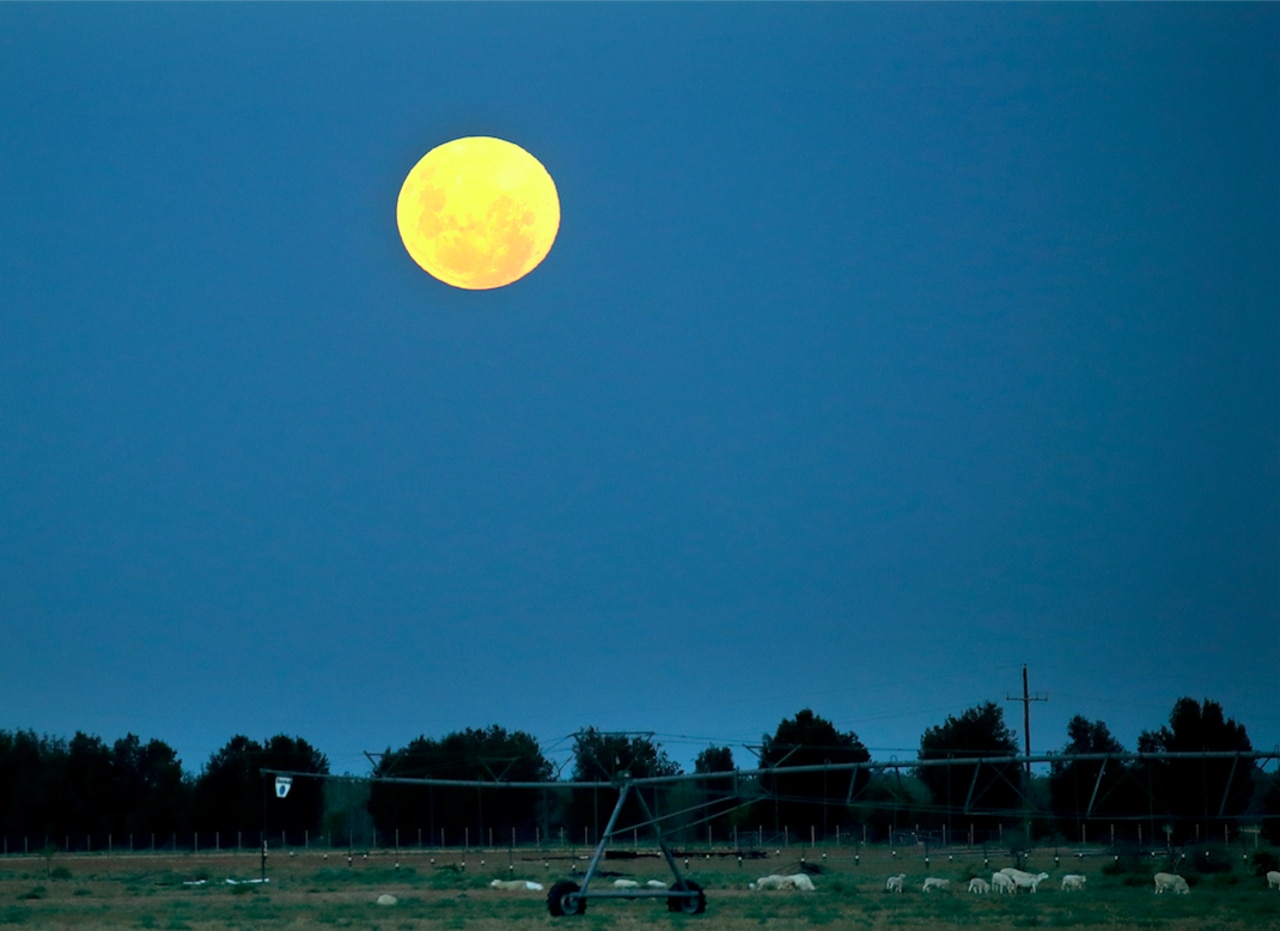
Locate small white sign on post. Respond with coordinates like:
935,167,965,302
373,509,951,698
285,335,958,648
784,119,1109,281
275,776,293,799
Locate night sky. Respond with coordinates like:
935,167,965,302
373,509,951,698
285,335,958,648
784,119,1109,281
2,3,1276,777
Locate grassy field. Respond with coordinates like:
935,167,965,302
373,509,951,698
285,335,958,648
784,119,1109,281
2,846,1278,929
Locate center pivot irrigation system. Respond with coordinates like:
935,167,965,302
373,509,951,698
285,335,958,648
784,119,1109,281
265,747,1278,919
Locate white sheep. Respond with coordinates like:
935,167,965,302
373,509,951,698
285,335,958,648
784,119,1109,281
885,873,905,893
612,879,640,890
991,872,1016,894
750,874,814,892
646,879,668,889
1000,867,1050,893
1060,873,1086,891
1153,872,1189,894
922,877,950,893
967,877,990,894
488,879,544,891
1267,870,1280,890
787,873,816,892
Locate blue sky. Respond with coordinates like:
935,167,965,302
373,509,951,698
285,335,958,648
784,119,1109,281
2,3,1276,778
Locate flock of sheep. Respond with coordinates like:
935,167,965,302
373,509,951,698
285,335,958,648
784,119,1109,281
743,866,1280,895
492,867,1280,899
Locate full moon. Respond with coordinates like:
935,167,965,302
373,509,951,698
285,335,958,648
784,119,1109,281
396,136,560,290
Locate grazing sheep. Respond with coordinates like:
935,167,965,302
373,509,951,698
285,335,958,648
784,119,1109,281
922,877,950,893
968,877,990,894
991,872,1016,894
885,873,905,893
1061,874,1086,891
750,875,786,891
612,879,640,890
646,880,668,889
1153,872,1190,895
749,873,815,892
488,879,544,891
1000,868,1050,893
1267,870,1280,890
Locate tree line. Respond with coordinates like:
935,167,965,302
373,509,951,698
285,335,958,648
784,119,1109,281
1,697,1276,851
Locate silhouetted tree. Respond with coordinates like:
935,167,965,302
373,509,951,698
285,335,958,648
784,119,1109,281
1260,770,1280,846
693,745,738,841
63,733,114,839
1136,697,1253,838
367,726,552,846
1049,716,1138,835
917,702,1020,829
758,709,871,839
194,735,328,842
694,746,735,775
0,730,60,840
569,729,680,842
109,734,191,839
0,730,193,847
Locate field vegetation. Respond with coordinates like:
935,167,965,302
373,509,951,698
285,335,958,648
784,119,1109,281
2,843,1278,930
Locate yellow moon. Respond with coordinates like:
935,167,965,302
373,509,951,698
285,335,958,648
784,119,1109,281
396,136,560,290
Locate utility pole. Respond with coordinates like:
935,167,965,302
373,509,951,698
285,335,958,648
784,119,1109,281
1006,665,1047,857
1006,665,1048,778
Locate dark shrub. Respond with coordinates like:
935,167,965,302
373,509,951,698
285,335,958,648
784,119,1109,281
1252,850,1279,876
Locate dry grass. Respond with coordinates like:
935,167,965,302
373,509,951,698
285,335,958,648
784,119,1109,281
2,846,1278,929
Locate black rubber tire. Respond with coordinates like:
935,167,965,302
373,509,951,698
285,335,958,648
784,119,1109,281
547,880,585,916
668,879,706,915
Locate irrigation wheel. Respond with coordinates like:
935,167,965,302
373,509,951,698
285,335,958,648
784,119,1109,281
547,880,585,916
668,879,706,914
